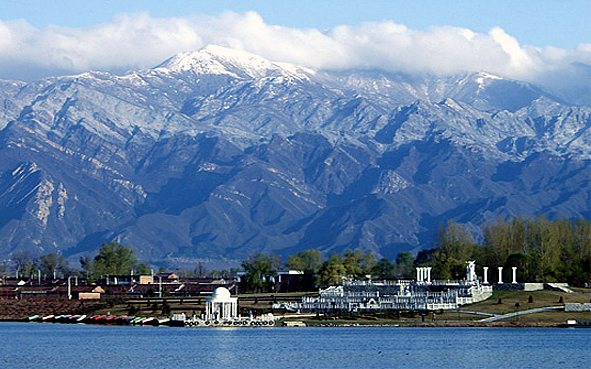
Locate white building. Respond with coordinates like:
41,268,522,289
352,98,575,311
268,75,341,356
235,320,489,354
275,261,492,313
205,287,238,322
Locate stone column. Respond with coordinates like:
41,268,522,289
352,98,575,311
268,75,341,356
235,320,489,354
483,267,489,284
426,267,432,283
498,267,503,284
512,267,517,284
417,268,421,282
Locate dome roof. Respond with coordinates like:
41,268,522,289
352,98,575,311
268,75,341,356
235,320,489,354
211,287,232,301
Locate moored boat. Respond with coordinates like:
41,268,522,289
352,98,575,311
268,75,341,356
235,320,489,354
157,317,170,326
142,317,159,325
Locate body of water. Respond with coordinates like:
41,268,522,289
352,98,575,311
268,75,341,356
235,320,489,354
1,322,589,368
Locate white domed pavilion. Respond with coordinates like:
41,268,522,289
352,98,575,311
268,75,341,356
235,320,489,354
205,287,238,322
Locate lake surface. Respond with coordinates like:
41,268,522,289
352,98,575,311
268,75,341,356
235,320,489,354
1,322,589,368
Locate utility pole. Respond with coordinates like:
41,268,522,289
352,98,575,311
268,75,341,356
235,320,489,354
159,276,162,298
67,276,78,300
68,276,73,300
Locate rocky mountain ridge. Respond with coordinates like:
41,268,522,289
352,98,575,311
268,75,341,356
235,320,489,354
0,46,589,267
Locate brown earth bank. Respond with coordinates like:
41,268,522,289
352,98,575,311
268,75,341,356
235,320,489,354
0,298,110,321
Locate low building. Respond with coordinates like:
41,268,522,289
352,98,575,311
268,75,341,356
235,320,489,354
154,273,179,283
53,285,106,299
273,270,305,293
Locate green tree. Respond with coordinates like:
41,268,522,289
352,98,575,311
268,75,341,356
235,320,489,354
137,262,151,275
12,250,38,279
317,254,347,288
93,242,137,277
286,250,323,274
479,216,590,285
393,252,415,279
194,262,208,278
414,248,436,267
210,270,221,278
342,250,376,279
241,253,276,293
573,219,591,285
40,253,69,279
372,257,395,280
79,255,94,279
433,220,476,279
286,249,324,291
505,252,530,282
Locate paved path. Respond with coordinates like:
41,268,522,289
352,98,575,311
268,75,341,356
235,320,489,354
478,306,564,322
459,310,497,317
546,283,574,294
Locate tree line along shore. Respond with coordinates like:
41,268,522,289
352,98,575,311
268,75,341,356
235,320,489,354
3,215,589,290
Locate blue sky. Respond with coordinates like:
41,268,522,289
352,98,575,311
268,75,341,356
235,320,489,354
1,0,588,49
0,0,588,90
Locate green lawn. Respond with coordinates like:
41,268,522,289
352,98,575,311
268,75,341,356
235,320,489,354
463,290,590,316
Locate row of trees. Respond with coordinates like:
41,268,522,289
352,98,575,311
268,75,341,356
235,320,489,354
239,249,417,292
79,241,151,279
434,216,591,285
239,216,590,292
3,242,151,281
4,216,588,291
9,250,70,280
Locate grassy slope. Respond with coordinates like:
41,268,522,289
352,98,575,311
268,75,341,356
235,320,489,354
284,290,591,325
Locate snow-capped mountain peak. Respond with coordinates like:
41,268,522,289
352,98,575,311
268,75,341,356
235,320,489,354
154,45,310,80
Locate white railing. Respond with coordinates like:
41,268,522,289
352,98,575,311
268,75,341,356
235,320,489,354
285,279,493,313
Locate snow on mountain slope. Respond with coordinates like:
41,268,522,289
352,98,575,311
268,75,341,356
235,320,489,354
155,45,313,81
0,45,589,266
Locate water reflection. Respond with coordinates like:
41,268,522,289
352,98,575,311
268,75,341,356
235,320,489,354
1,323,589,369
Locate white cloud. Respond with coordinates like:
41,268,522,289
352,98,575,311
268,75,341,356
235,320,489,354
0,11,588,97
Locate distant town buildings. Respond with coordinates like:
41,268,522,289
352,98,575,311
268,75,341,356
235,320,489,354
0,274,239,300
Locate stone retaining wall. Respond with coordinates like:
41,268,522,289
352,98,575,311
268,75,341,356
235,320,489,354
564,303,591,312
523,283,544,291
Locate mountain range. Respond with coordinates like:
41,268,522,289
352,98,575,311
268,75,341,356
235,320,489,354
0,45,589,268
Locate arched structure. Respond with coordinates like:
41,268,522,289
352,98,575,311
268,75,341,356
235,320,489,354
205,287,238,322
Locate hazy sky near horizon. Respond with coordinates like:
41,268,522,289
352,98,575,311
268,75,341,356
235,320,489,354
0,0,589,90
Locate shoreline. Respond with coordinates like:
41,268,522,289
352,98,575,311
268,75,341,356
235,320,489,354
2,288,588,328
303,321,564,328
0,317,571,328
